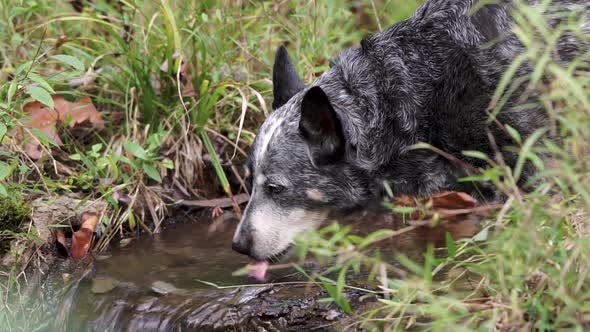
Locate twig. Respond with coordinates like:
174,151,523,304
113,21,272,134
205,127,248,158
230,163,249,195
227,190,243,218
179,193,249,208
410,143,480,175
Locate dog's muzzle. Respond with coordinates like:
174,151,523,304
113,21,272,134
232,224,253,257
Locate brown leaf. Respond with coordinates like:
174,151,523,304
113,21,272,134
70,212,100,260
391,191,483,221
54,229,69,258
80,212,99,232
70,228,93,260
16,95,103,159
427,191,478,210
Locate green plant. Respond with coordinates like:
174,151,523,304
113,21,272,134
0,192,30,255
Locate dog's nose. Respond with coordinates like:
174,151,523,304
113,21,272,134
232,233,252,257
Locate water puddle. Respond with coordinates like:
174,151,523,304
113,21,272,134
27,209,480,331
93,217,251,290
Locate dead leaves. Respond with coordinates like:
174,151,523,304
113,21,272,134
395,191,477,210
54,212,100,260
424,192,477,210
16,95,103,159
71,213,99,259
393,191,500,223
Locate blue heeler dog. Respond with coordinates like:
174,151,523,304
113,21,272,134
232,0,590,261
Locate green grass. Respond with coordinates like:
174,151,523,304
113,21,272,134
0,0,421,233
0,192,30,255
0,0,404,236
1,0,589,330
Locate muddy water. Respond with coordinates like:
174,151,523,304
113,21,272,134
41,210,480,331
89,217,252,289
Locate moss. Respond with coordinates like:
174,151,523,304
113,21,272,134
0,193,30,255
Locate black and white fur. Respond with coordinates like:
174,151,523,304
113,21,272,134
232,0,590,261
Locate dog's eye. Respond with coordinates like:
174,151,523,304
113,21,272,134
266,183,286,195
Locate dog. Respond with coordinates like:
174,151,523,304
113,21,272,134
232,0,590,261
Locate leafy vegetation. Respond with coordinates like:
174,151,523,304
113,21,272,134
0,0,420,233
0,193,30,255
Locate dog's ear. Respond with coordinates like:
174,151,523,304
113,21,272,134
273,46,305,109
299,86,345,163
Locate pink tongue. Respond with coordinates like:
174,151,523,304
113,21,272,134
248,261,269,281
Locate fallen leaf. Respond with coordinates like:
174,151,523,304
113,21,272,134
427,191,478,210
16,95,103,159
391,191,498,222
80,212,99,232
395,192,477,209
70,212,99,260
70,229,93,259
54,229,69,258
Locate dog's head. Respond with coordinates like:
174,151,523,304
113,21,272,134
232,46,375,261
